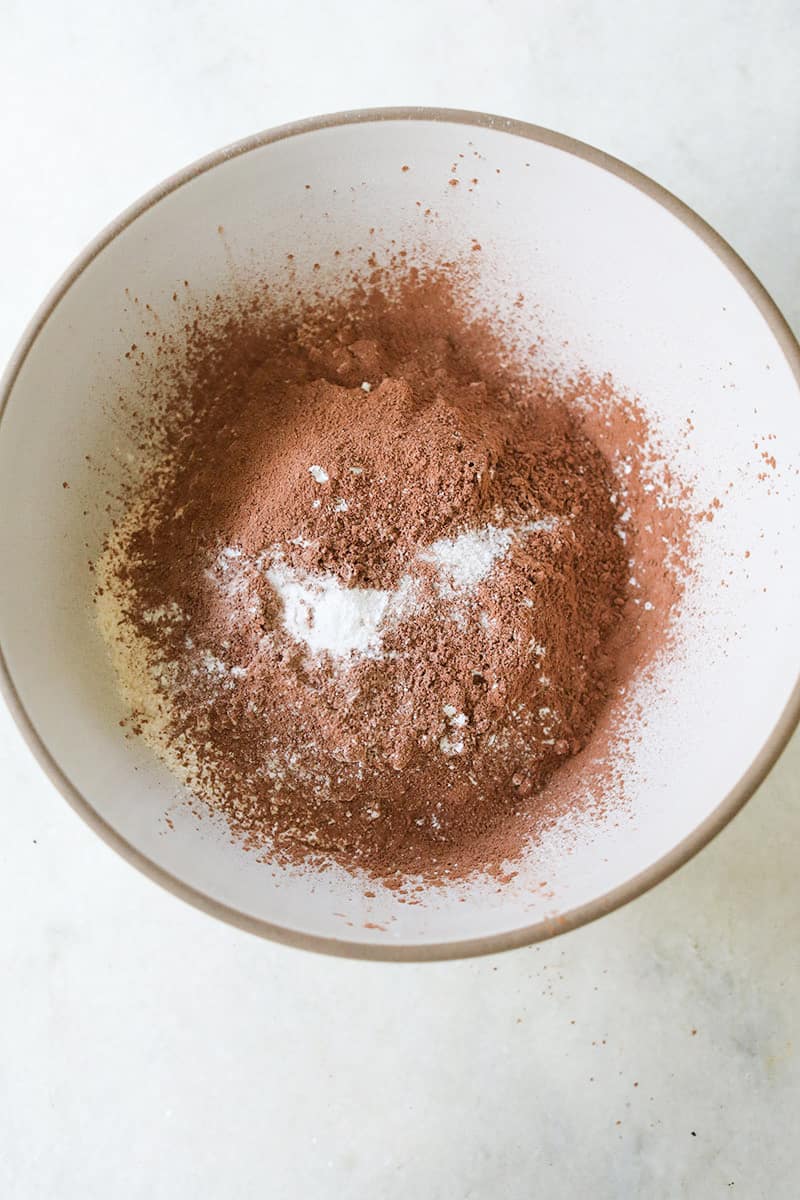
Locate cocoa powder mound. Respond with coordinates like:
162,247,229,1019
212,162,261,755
97,270,679,883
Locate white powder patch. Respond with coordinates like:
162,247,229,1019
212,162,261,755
422,518,558,593
266,555,417,659
245,515,559,665
141,601,186,627
202,651,229,677
422,526,515,591
308,465,329,484
200,650,245,689
207,547,252,601
442,707,468,727
439,705,470,756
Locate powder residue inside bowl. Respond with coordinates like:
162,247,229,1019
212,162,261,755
95,265,691,884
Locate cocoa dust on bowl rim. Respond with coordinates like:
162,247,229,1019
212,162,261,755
0,108,798,962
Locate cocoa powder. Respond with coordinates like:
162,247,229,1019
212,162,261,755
97,268,686,883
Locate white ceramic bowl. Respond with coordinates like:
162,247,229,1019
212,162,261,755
2,109,799,959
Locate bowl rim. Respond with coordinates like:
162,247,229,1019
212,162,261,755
2,106,799,961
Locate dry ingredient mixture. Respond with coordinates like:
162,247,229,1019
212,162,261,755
96,267,685,883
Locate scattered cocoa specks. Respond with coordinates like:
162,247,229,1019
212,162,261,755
94,258,692,887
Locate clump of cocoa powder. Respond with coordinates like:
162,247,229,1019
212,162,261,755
97,269,683,883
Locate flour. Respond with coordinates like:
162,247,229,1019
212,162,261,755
421,519,559,594
265,554,415,658
256,516,559,663
440,704,469,757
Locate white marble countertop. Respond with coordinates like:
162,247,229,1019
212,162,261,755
1,2,798,1195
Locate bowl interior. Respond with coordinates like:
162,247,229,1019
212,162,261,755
1,113,799,956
